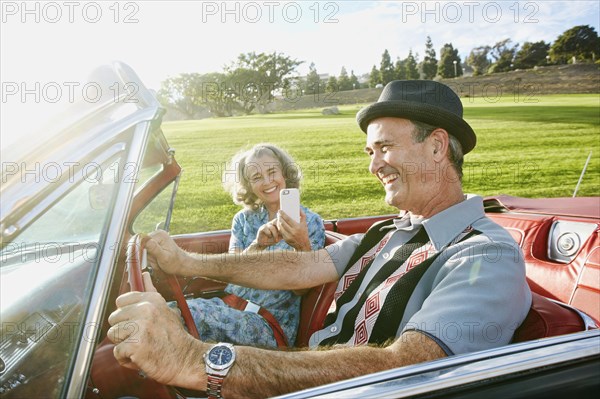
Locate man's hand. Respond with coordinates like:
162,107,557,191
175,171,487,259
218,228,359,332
277,209,311,251
107,273,206,389
146,230,188,276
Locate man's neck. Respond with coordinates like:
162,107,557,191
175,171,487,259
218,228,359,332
411,185,465,219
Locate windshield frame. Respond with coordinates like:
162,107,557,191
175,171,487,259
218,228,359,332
61,119,156,398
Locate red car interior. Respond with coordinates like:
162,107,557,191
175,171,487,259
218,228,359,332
87,173,599,397
484,196,600,324
169,197,600,348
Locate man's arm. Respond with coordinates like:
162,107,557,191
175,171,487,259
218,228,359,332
225,330,446,397
145,230,338,290
108,276,447,397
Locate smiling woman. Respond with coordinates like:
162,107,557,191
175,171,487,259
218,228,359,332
179,142,326,349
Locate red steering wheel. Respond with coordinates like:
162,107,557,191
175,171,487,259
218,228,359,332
126,234,200,339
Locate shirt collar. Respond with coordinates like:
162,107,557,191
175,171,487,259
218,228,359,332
422,194,485,250
256,205,270,223
391,195,485,250
392,211,423,231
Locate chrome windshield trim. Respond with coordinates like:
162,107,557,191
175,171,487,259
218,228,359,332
277,330,600,399
63,120,154,399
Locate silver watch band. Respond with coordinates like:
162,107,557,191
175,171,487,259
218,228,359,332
206,373,225,399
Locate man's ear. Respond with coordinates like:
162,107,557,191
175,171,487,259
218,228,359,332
429,129,450,161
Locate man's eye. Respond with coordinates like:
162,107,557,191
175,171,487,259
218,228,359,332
381,145,389,153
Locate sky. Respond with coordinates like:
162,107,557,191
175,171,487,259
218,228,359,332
1,0,599,143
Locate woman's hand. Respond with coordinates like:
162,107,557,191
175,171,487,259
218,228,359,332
253,219,282,250
277,209,311,251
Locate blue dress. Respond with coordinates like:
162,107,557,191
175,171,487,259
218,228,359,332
186,205,325,347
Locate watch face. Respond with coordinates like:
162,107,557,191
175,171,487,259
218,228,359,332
206,344,235,370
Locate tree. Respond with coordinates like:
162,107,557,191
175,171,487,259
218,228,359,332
326,76,338,93
338,66,352,91
227,68,266,114
421,36,438,79
200,72,236,117
229,51,303,112
369,65,381,87
305,62,322,94
513,41,550,69
349,70,360,89
489,39,519,73
157,74,204,119
379,49,395,85
230,51,302,88
467,46,491,76
550,25,600,63
159,51,303,118
405,50,419,79
394,58,406,80
157,72,233,118
438,43,463,78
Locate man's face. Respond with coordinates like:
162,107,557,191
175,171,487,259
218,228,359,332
365,117,437,213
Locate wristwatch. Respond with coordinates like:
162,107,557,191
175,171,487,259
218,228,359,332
204,342,236,399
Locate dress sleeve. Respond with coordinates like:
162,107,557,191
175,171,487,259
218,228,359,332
229,211,246,252
304,208,326,250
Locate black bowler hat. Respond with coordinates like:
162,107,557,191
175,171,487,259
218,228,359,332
356,80,476,154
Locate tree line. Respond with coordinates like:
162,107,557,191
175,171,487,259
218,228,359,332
368,25,599,87
158,25,599,118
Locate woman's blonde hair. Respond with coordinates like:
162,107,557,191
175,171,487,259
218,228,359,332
223,143,301,210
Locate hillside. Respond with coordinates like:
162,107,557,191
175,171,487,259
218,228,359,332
269,64,600,112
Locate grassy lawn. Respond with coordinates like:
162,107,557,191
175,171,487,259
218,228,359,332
163,94,600,234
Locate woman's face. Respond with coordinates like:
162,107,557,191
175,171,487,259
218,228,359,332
246,153,286,210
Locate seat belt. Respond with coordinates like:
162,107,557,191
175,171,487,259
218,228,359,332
221,294,289,348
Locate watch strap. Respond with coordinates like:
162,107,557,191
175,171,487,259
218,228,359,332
206,373,225,399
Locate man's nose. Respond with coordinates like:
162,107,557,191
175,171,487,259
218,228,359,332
369,153,384,175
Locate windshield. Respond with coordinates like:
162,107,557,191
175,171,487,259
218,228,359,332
0,116,178,397
3,162,120,249
0,156,123,397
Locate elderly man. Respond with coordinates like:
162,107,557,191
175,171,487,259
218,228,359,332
108,80,531,398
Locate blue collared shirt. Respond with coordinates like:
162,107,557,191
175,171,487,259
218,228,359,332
315,195,531,354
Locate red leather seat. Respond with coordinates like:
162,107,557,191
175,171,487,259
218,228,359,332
512,292,596,342
297,285,596,347
295,231,343,347
296,282,336,347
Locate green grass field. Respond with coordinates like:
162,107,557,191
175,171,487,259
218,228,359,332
163,94,600,234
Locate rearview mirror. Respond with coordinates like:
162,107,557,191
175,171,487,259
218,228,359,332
89,184,114,210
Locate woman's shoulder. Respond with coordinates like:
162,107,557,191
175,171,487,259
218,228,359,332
301,205,323,221
233,207,266,224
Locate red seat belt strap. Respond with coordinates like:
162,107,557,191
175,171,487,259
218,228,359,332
221,294,289,348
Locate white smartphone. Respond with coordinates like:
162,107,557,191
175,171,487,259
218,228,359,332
279,188,300,223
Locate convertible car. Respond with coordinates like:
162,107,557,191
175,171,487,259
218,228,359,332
1,62,598,398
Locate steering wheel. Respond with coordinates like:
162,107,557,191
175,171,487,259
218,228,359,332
126,234,200,339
